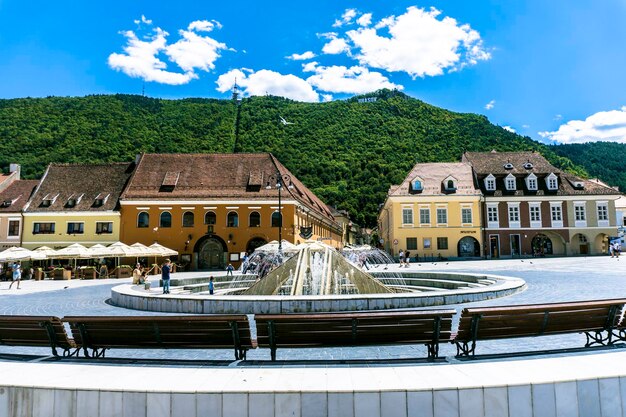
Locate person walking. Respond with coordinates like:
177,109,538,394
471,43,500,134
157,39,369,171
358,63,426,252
398,250,405,267
226,263,234,277
9,262,21,290
209,276,215,295
161,259,171,294
404,251,411,267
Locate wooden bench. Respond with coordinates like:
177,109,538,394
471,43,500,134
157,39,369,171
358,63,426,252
63,315,253,360
255,310,456,361
0,315,78,357
454,299,626,357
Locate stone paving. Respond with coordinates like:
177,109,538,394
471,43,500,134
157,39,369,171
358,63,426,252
1,256,625,363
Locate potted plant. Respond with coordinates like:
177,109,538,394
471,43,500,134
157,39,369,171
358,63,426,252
81,266,97,279
116,265,132,279
34,267,44,281
53,267,72,280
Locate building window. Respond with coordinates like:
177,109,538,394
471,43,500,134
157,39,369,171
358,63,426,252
33,222,55,234
551,205,562,222
546,173,558,190
7,220,19,237
137,212,149,228
160,212,172,228
411,179,423,191
437,237,448,250
505,174,516,191
96,222,113,234
406,237,417,250
575,205,586,221
204,211,216,225
487,205,499,223
249,211,261,227
423,238,432,249
461,208,472,224
227,212,239,227
419,208,430,224
597,204,609,222
402,208,413,225
508,205,520,226
530,204,541,227
271,212,282,228
436,208,447,224
484,175,496,191
67,222,84,234
182,211,195,227
526,174,538,191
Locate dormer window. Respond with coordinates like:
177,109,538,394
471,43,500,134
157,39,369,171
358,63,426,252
570,179,585,190
65,198,76,208
93,193,109,207
1,200,12,208
546,173,558,191
443,176,457,193
410,177,423,194
40,193,57,208
525,173,538,191
504,162,514,170
523,162,534,170
505,174,516,191
484,174,496,191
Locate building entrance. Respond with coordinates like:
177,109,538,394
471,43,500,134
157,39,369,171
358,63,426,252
198,237,225,269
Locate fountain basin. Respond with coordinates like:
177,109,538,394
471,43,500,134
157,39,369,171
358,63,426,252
110,271,526,314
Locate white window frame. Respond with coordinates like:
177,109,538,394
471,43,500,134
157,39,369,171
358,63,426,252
550,202,563,228
596,201,609,227
487,203,499,228
95,221,113,235
484,174,496,191
505,174,516,191
436,207,448,225
546,173,558,191
508,202,520,229
529,203,541,228
419,207,430,225
526,173,538,191
574,202,587,227
7,217,20,239
402,207,414,226
461,207,473,225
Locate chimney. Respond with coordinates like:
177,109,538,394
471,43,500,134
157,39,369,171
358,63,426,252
9,164,20,179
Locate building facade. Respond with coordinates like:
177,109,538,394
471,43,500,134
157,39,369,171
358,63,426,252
463,151,620,257
378,163,483,260
21,163,134,249
0,164,38,250
119,153,342,270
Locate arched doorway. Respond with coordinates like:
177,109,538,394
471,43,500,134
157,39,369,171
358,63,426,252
195,236,227,270
531,234,553,256
594,233,610,255
458,236,480,257
572,233,589,255
246,237,267,255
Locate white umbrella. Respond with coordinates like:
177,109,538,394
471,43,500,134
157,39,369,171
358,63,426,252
87,244,110,258
130,242,155,257
0,247,46,262
31,246,57,258
148,243,178,257
52,243,92,259
103,242,142,258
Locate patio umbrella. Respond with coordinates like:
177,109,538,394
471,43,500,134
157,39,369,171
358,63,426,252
31,246,57,258
52,243,92,259
87,244,110,258
103,242,143,267
0,246,46,262
148,243,178,257
130,242,155,257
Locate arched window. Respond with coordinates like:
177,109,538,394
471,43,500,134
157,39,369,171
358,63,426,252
227,212,239,227
160,212,172,228
204,211,216,225
182,211,194,227
271,211,282,228
249,211,261,227
137,211,149,228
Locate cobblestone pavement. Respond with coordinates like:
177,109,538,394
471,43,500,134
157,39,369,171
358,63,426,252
1,256,624,363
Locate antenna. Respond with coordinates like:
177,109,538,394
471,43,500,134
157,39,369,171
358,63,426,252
142,81,145,97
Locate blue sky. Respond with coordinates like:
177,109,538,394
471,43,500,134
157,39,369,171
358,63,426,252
1,0,625,144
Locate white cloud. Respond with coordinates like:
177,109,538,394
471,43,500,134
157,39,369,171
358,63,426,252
554,114,563,121
322,36,350,55
108,18,228,85
485,100,495,110
333,9,357,27
333,6,490,78
304,63,402,94
216,68,319,102
522,124,530,129
134,15,152,25
357,13,372,27
502,126,516,133
322,94,333,102
287,51,316,61
539,106,626,144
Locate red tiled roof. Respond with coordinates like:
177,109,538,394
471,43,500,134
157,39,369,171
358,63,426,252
0,180,38,212
389,162,480,196
122,153,338,225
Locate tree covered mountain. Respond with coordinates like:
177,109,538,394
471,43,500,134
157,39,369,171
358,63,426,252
0,90,592,226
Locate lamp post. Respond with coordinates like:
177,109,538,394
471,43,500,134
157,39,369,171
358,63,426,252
267,172,292,255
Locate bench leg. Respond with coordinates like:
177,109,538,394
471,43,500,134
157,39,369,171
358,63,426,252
455,341,475,357
239,348,247,361
426,343,439,361
62,347,81,358
584,330,611,347
270,348,276,362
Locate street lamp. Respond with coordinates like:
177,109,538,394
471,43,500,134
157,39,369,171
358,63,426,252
266,172,292,254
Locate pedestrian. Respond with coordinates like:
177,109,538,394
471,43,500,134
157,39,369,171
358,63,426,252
132,263,143,285
398,249,405,267
9,262,21,290
242,253,249,274
405,251,411,267
616,242,622,258
610,242,615,258
226,263,234,277
209,276,215,295
161,259,171,294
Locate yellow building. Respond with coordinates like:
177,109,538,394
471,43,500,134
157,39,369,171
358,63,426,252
119,153,342,270
378,162,483,260
21,163,134,249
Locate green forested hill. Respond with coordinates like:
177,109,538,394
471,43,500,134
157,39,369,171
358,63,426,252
0,91,587,225
551,142,626,193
